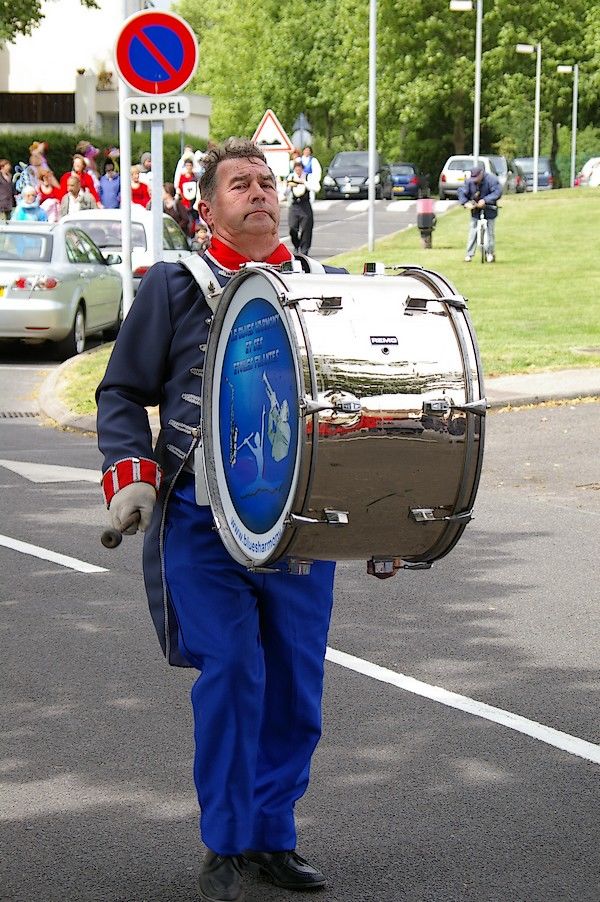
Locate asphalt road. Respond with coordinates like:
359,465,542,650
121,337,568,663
278,197,435,261
0,381,599,901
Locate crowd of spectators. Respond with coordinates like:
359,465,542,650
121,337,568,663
0,139,210,243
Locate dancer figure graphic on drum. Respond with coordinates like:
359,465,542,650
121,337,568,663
263,371,291,462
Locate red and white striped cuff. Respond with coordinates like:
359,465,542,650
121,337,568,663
101,457,163,508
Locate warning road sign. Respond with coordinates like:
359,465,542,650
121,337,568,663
252,109,294,152
114,10,198,96
252,110,294,177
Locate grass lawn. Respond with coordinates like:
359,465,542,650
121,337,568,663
59,189,599,416
327,189,600,376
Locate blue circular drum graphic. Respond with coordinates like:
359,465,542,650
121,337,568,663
216,290,300,550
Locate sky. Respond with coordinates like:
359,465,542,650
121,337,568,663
3,0,176,92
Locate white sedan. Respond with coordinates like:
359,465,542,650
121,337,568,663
61,208,195,293
0,222,123,358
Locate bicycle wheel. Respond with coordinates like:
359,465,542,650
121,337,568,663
479,219,486,263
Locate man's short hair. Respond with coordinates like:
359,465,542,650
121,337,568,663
470,163,484,176
199,137,269,201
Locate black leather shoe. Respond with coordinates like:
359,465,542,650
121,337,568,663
199,851,244,901
241,849,326,890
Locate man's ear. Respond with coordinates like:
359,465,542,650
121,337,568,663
198,200,211,228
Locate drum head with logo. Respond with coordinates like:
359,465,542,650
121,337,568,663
202,269,306,567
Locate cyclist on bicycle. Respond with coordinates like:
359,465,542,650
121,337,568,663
457,163,502,262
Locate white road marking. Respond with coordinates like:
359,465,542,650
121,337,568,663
326,647,600,765
0,459,100,483
0,534,107,573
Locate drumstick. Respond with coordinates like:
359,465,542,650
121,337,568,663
101,512,141,549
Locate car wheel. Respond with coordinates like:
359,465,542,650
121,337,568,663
439,189,446,200
103,295,123,342
55,304,85,360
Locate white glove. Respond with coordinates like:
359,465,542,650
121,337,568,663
109,482,156,534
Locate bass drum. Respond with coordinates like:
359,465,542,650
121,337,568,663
201,264,485,572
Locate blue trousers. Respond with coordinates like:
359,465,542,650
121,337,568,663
164,476,335,855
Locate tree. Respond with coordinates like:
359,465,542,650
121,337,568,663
0,0,98,44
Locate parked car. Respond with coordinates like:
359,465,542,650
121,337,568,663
575,157,600,187
322,151,393,200
61,208,195,293
487,155,523,194
389,162,430,198
513,156,559,191
438,155,499,199
0,221,122,358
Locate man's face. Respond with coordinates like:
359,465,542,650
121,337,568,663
67,178,80,195
200,157,280,243
472,169,484,184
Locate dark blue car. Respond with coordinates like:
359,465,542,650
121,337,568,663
389,162,429,199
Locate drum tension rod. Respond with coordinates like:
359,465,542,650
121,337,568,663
287,510,349,527
405,295,467,312
423,398,488,417
410,508,473,524
363,262,425,275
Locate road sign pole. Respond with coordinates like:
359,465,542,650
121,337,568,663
151,120,164,264
118,8,134,318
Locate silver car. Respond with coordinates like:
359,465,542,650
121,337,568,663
438,154,499,199
0,222,122,358
61,209,195,293
487,155,521,194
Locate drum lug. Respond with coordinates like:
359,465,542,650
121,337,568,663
422,399,451,416
287,509,349,527
410,508,473,524
367,556,433,577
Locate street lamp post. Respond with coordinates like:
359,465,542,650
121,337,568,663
450,0,483,163
557,63,579,188
516,42,542,192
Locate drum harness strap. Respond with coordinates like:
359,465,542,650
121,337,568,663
180,253,327,312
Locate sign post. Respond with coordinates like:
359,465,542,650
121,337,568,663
114,10,198,298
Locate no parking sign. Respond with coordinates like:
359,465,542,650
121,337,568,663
114,10,198,96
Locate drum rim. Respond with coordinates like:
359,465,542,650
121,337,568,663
201,266,314,567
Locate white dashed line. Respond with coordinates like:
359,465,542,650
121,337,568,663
0,534,107,573
326,646,600,765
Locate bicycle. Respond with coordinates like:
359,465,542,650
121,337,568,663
467,202,498,263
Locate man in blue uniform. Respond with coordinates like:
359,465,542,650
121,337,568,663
457,162,502,262
96,139,342,902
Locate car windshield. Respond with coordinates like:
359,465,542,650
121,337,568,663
0,232,52,261
65,219,147,249
447,159,475,170
331,152,369,169
391,165,414,176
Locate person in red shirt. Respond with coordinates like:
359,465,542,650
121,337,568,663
59,154,100,204
176,158,199,211
130,164,150,208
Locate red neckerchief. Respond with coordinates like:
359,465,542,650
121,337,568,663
206,236,292,271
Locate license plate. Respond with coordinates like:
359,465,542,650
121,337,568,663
0,287,5,297
395,186,404,193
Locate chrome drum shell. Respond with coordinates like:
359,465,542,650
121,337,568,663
201,265,485,569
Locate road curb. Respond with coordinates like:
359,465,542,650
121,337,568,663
38,349,100,434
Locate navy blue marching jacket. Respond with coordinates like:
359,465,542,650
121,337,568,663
457,172,502,218
96,241,346,667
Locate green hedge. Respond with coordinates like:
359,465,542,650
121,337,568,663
0,130,205,184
